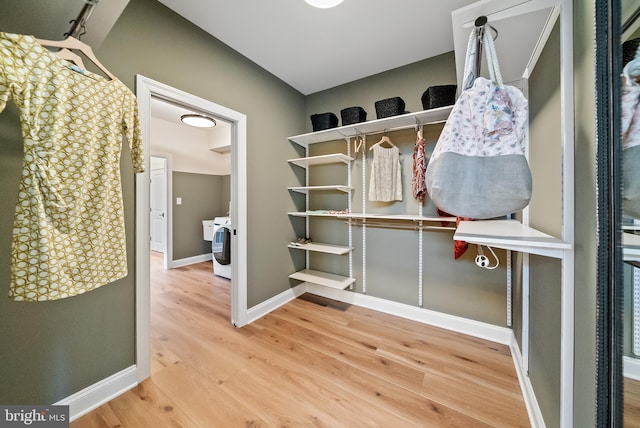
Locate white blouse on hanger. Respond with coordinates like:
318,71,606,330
369,143,402,202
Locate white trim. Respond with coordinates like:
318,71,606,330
304,284,513,345
55,366,138,422
135,75,249,383
624,356,640,381
171,253,213,268
510,335,546,428
246,284,307,324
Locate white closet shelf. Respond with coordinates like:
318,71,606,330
289,269,355,290
288,185,353,194
337,213,457,223
288,211,347,218
289,106,453,147
287,242,353,255
624,232,640,262
288,153,354,168
454,219,571,259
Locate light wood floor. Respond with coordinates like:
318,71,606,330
626,377,640,427
72,253,530,427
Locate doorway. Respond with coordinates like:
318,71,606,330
135,75,248,381
149,156,167,255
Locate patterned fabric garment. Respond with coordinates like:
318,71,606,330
369,144,402,202
412,136,426,202
0,32,144,301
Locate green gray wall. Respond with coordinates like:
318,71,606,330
573,1,598,427
527,20,563,428
172,172,227,259
0,0,305,404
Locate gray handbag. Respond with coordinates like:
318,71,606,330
425,25,531,219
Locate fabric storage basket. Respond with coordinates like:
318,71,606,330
310,112,339,131
421,85,457,110
374,97,406,119
340,106,367,125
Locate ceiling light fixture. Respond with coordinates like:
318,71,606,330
305,0,344,8
180,113,217,128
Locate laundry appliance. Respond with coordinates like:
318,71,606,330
212,216,231,279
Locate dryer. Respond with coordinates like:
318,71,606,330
212,216,231,279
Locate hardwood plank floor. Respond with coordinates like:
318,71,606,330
72,253,530,427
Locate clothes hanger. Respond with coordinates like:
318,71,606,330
53,48,86,69
370,134,396,150
35,36,115,80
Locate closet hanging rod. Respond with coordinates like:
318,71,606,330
346,221,456,232
66,0,100,39
351,120,446,138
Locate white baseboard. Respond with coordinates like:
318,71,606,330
304,283,513,345
170,253,212,269
246,283,307,324
509,335,545,428
625,356,640,381
55,365,138,422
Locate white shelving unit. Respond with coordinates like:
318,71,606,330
454,220,571,259
286,107,458,293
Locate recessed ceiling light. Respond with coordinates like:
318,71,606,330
305,0,344,8
180,113,217,128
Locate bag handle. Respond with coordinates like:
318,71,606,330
461,24,503,89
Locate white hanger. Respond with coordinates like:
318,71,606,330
35,36,115,80
370,134,397,151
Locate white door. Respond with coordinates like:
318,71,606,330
150,158,167,252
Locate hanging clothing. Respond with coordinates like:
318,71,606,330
412,135,426,202
369,144,402,202
0,32,144,301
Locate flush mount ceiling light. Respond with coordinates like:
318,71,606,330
305,0,344,8
180,113,217,128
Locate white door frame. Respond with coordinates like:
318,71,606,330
135,75,248,381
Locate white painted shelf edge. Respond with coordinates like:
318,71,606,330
288,153,354,168
289,106,453,147
287,242,353,255
288,212,344,217
289,269,355,290
288,185,353,194
454,219,571,259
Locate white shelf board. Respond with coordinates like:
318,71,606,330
288,185,353,194
624,233,640,262
289,106,453,147
454,220,571,259
288,153,354,168
337,213,457,223
287,242,353,255
288,211,345,218
289,269,355,290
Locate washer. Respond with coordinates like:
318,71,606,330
212,216,231,279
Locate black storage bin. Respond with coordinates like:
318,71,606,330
310,112,339,131
375,97,406,119
421,85,457,110
340,106,367,125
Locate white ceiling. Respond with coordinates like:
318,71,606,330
156,0,478,95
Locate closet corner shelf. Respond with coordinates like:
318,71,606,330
288,106,453,147
289,269,355,290
287,242,353,255
624,232,640,262
288,185,353,194
454,219,571,259
288,153,354,168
